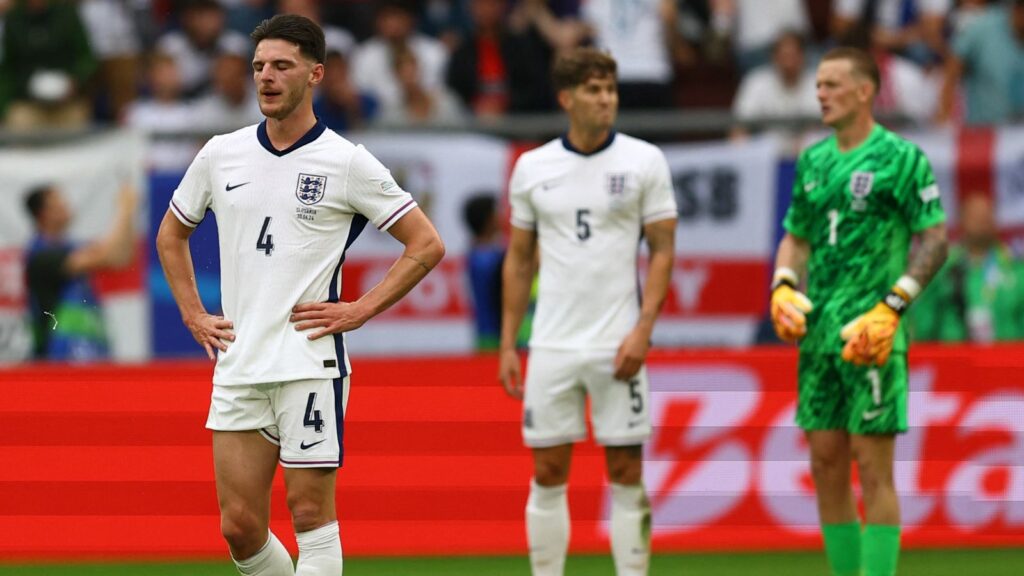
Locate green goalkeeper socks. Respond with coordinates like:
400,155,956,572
863,524,901,576
822,522,862,576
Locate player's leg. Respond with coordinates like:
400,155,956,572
587,355,651,576
847,355,908,576
275,378,347,575
213,431,293,575
528,444,573,576
208,383,294,576
605,445,649,576
523,349,586,576
797,353,860,576
283,468,342,575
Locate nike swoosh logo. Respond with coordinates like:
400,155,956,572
300,439,326,450
226,182,250,191
862,409,884,421
627,420,645,429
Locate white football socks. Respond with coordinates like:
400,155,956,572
609,483,651,576
233,531,294,576
294,521,343,575
526,479,570,576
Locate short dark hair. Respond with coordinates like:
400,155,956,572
251,14,326,64
463,194,497,237
24,186,53,221
822,46,881,94
551,47,617,92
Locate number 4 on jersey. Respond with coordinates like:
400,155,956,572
257,216,274,255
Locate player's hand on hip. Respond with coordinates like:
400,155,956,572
185,313,234,360
770,285,814,343
840,302,899,366
498,348,524,400
290,301,368,340
614,327,649,381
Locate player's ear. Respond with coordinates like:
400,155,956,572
557,88,572,112
309,62,325,87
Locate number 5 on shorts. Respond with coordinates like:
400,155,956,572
629,379,643,414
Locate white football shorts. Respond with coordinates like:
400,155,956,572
522,348,651,448
206,377,350,468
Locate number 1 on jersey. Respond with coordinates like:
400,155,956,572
257,216,275,255
827,209,839,246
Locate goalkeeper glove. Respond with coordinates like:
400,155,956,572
770,268,813,343
840,277,919,366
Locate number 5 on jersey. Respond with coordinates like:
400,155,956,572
257,216,274,255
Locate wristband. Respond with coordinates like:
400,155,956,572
883,287,911,315
771,267,799,292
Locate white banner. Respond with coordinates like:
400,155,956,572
663,135,779,258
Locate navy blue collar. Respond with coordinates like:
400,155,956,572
257,119,327,156
561,131,616,157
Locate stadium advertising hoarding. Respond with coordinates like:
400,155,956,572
0,346,1021,559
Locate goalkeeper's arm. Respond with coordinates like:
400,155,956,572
841,223,948,365
770,233,813,343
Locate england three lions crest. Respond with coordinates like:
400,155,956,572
607,173,627,197
296,173,327,205
849,171,874,211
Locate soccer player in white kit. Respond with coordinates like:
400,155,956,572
499,48,678,576
155,15,444,576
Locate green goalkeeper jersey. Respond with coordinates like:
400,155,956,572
783,124,947,354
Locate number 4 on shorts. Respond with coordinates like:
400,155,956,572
303,392,324,433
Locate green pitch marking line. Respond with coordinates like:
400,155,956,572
1,549,1022,575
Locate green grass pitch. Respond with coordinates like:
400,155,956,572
3,549,1023,575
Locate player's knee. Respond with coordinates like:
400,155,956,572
534,459,570,486
809,450,846,481
287,495,330,533
607,459,641,485
220,508,266,555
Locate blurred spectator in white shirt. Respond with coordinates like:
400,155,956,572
79,0,142,121
377,42,465,127
190,51,262,132
352,0,449,115
579,0,689,108
156,0,250,98
124,52,198,171
712,0,811,72
731,30,817,147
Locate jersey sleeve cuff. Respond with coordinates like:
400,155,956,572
169,199,201,228
377,199,417,231
642,209,678,224
910,211,947,233
510,217,536,230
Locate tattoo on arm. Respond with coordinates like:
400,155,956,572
404,254,432,273
907,224,949,289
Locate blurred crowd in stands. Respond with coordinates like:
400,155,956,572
1,0,1022,142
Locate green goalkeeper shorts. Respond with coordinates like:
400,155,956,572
795,352,908,435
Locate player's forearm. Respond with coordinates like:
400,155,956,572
353,235,444,321
906,224,948,291
774,233,810,280
499,251,533,351
636,247,673,335
156,236,207,322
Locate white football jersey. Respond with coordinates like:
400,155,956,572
170,121,417,385
509,132,677,350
